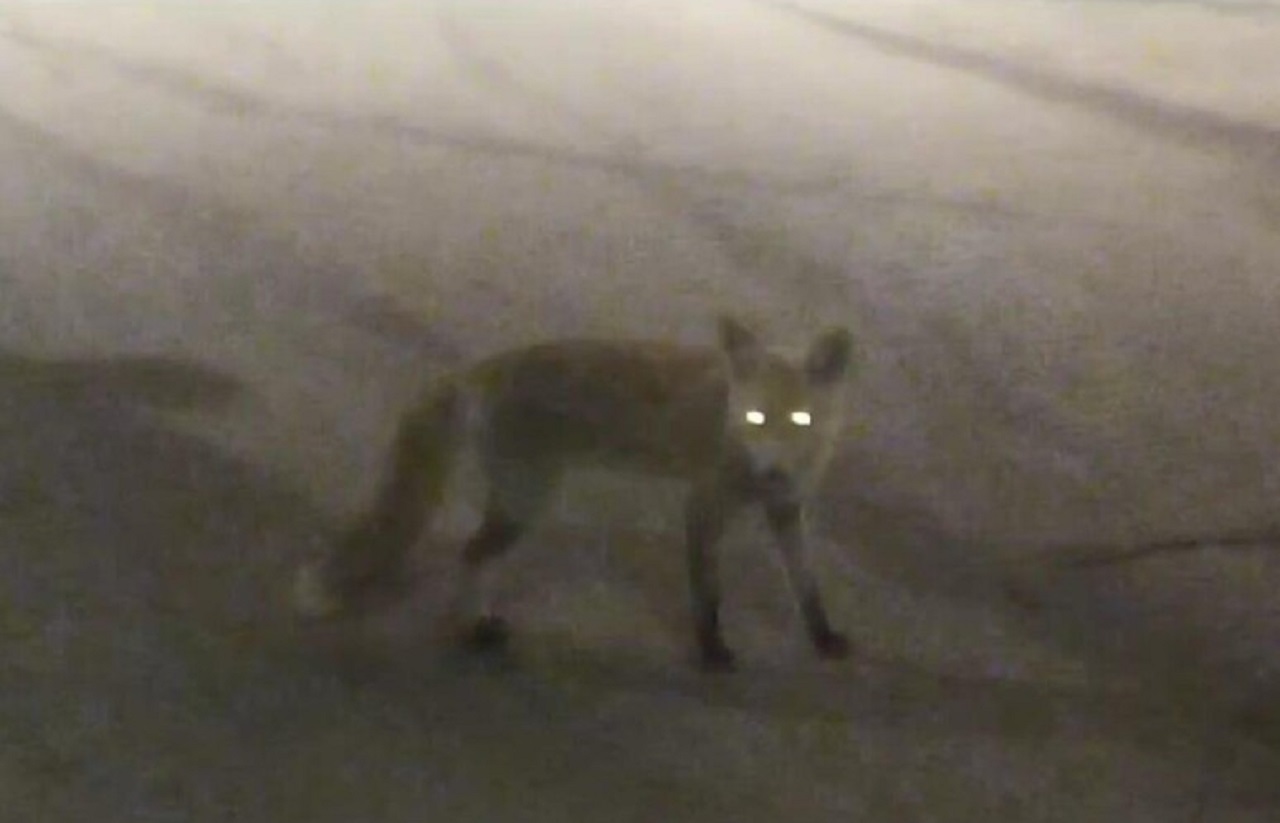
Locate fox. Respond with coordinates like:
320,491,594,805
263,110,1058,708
293,316,856,671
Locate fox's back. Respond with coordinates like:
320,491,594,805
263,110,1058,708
465,339,732,477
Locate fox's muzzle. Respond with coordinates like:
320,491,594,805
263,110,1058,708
753,464,798,500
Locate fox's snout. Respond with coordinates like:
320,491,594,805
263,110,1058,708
757,464,793,492
745,450,801,497
759,465,788,484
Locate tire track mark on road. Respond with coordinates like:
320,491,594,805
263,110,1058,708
0,16,271,118
754,1,1280,232
431,0,1013,314
0,11,847,197
0,102,473,516
1047,0,1280,16
0,72,464,361
757,1,1280,169
435,3,625,141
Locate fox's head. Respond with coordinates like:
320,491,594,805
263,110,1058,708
717,316,855,501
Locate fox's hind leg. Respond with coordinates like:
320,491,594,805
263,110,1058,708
449,457,559,651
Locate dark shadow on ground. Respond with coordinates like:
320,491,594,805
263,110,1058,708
0,351,244,413
0,349,333,819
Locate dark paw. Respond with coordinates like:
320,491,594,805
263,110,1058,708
462,616,511,652
697,642,738,673
812,629,852,660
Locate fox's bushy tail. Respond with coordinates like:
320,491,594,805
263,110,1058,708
293,382,464,619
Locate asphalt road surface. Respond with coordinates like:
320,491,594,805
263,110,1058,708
2,1,1280,820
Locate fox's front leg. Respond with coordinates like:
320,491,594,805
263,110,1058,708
684,485,739,672
764,501,851,660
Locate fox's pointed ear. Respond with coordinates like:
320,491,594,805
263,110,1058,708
806,326,855,385
717,315,764,376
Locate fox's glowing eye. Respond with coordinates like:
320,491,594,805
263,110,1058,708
790,410,812,427
744,410,766,426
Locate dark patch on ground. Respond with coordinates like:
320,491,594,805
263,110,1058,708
0,349,335,819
